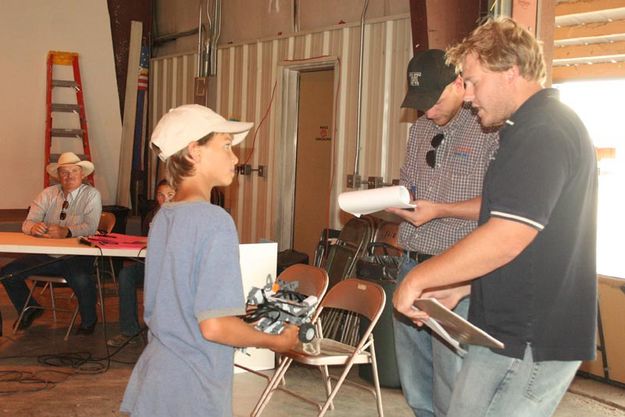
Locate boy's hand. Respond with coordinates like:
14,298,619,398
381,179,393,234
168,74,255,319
272,324,299,353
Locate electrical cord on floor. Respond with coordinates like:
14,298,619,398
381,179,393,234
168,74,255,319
0,369,74,395
0,328,146,395
36,324,148,373
0,261,150,393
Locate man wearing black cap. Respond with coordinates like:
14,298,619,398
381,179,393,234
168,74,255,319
386,49,498,417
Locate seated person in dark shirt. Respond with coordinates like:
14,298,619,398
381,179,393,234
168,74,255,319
107,179,174,347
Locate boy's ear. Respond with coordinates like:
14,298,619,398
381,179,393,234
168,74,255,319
187,141,201,163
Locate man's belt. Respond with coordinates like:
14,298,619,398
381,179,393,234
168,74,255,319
405,251,433,263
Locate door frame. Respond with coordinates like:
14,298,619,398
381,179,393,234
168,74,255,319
273,56,339,251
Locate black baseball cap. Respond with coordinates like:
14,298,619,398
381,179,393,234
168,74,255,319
401,49,457,111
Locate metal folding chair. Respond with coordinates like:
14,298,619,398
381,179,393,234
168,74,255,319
251,278,386,417
13,274,79,341
13,213,115,340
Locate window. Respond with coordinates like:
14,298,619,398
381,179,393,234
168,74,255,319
556,80,625,278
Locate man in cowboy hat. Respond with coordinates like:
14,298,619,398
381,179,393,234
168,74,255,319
1,152,102,334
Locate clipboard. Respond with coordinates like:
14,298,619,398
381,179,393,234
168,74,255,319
413,298,504,353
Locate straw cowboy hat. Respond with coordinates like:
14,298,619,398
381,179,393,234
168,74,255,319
46,152,95,180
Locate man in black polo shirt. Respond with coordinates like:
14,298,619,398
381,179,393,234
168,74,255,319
393,18,597,417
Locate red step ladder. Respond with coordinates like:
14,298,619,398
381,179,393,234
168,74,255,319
44,51,94,187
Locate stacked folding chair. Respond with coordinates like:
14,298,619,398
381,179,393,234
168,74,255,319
355,217,403,388
313,216,374,345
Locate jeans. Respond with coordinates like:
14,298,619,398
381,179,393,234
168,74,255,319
447,345,580,417
118,261,145,336
0,254,97,327
393,256,468,417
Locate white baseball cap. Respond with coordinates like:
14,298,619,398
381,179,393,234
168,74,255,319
150,104,254,161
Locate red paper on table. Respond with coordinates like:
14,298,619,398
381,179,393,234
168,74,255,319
85,233,147,249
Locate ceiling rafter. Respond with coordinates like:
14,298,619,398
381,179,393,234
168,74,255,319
556,0,625,16
554,40,625,61
555,19,625,42
553,0,625,82
553,60,625,81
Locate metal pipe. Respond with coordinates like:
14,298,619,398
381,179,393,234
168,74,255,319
293,0,300,33
196,0,203,76
353,0,370,176
202,0,211,77
209,0,222,76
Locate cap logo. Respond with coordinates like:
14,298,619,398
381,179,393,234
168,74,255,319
408,71,422,87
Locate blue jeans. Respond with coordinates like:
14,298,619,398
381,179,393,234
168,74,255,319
393,256,468,417
447,345,580,417
118,261,145,336
1,254,97,327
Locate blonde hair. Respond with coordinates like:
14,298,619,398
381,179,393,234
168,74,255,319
446,17,546,85
161,133,215,189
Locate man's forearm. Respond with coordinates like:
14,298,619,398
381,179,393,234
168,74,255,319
435,196,482,221
407,217,537,289
394,217,538,317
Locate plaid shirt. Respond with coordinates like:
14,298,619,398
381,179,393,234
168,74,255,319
398,105,499,255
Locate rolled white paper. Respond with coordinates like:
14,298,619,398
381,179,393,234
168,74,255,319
338,185,416,217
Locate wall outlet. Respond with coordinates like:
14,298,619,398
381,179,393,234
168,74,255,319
237,164,252,175
347,174,361,188
367,176,384,189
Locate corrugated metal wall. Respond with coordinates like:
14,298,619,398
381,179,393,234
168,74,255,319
150,15,412,245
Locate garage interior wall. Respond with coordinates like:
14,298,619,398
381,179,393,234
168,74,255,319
0,0,122,208
151,0,478,246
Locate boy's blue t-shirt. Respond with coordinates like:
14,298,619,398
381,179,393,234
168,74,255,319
121,201,245,417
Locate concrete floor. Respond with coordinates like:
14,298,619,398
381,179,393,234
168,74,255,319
0,275,622,417
0,211,624,417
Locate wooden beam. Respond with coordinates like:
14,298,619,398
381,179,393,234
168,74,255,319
512,0,538,35
409,0,428,53
554,40,625,60
553,61,625,82
539,0,556,86
556,0,625,17
555,20,625,41
117,20,142,208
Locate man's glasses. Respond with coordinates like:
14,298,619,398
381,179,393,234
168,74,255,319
426,133,444,168
60,200,69,221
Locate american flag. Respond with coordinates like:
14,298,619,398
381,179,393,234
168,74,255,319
138,46,149,91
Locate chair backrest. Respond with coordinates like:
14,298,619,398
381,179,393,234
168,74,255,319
98,212,116,234
370,220,403,256
318,278,385,323
323,217,374,287
278,264,329,300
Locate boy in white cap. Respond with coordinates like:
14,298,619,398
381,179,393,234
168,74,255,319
1,152,101,334
120,105,299,417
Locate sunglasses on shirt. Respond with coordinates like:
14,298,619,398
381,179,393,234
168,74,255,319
426,133,444,168
60,200,69,221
